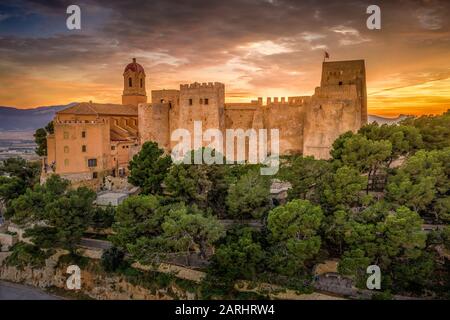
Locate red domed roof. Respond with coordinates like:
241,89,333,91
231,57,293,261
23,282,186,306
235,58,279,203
124,58,145,74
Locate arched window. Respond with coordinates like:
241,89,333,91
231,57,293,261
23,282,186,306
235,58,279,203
140,78,143,88
129,77,132,87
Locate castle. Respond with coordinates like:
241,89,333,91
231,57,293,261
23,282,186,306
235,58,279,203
43,58,367,186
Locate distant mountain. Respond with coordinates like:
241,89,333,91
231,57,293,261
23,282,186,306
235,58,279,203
368,114,412,125
0,103,76,131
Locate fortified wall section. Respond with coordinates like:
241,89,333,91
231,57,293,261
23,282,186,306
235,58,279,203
303,84,361,159
137,60,367,160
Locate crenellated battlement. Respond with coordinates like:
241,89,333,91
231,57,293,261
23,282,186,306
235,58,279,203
180,82,225,90
261,96,310,106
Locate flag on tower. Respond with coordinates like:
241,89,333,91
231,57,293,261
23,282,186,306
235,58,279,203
324,51,330,60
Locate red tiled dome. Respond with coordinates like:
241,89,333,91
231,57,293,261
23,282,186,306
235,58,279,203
124,58,145,74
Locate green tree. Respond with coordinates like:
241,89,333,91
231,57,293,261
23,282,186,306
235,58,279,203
279,155,331,201
267,199,323,275
8,175,95,252
323,209,350,255
386,149,449,220
209,226,265,283
34,121,54,157
226,169,271,219
91,204,115,231
0,157,40,188
359,123,423,164
331,133,392,192
8,174,69,224
401,110,450,150
443,226,450,250
161,205,225,263
338,206,428,291
128,141,172,194
321,166,370,210
0,176,26,209
25,186,96,251
164,164,213,208
111,195,164,251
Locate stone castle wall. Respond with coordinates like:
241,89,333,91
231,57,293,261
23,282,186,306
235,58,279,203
303,84,362,159
138,60,367,160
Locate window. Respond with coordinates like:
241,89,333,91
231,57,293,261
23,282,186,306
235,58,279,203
82,145,87,152
339,81,343,85
92,172,98,179
129,77,132,87
64,146,69,153
64,159,69,166
111,146,116,151
199,98,203,104
204,98,209,105
63,132,69,139
189,98,193,106
87,159,97,167
140,78,143,88
81,131,86,138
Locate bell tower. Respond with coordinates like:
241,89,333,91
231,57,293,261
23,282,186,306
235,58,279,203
122,58,147,106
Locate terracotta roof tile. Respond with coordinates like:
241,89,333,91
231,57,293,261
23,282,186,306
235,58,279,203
57,102,138,116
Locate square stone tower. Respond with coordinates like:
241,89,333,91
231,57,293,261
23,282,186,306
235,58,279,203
303,60,367,159
320,60,367,124
179,82,226,150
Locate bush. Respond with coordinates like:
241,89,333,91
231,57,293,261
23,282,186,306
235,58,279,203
5,242,52,269
101,247,125,272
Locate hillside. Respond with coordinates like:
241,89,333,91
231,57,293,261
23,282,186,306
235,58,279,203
0,104,76,131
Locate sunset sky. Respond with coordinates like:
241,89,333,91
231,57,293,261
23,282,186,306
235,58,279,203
0,0,449,117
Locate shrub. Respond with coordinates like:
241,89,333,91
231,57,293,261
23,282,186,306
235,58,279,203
101,247,125,272
5,242,52,269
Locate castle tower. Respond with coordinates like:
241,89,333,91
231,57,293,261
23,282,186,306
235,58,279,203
303,60,367,160
179,82,225,152
122,58,147,106
320,60,367,124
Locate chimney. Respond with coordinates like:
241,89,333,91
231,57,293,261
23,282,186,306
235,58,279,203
132,58,136,63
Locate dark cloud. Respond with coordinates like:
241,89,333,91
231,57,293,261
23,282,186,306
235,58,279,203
0,0,449,112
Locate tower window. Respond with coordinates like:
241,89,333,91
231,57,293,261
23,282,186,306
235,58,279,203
64,146,69,153
199,98,203,104
87,159,97,167
339,81,343,85
81,131,86,138
82,145,87,152
63,131,69,139
140,78,143,88
204,98,209,105
64,159,69,166
129,77,132,87
189,98,193,106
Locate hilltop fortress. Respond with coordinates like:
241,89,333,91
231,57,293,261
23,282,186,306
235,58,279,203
43,58,367,186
